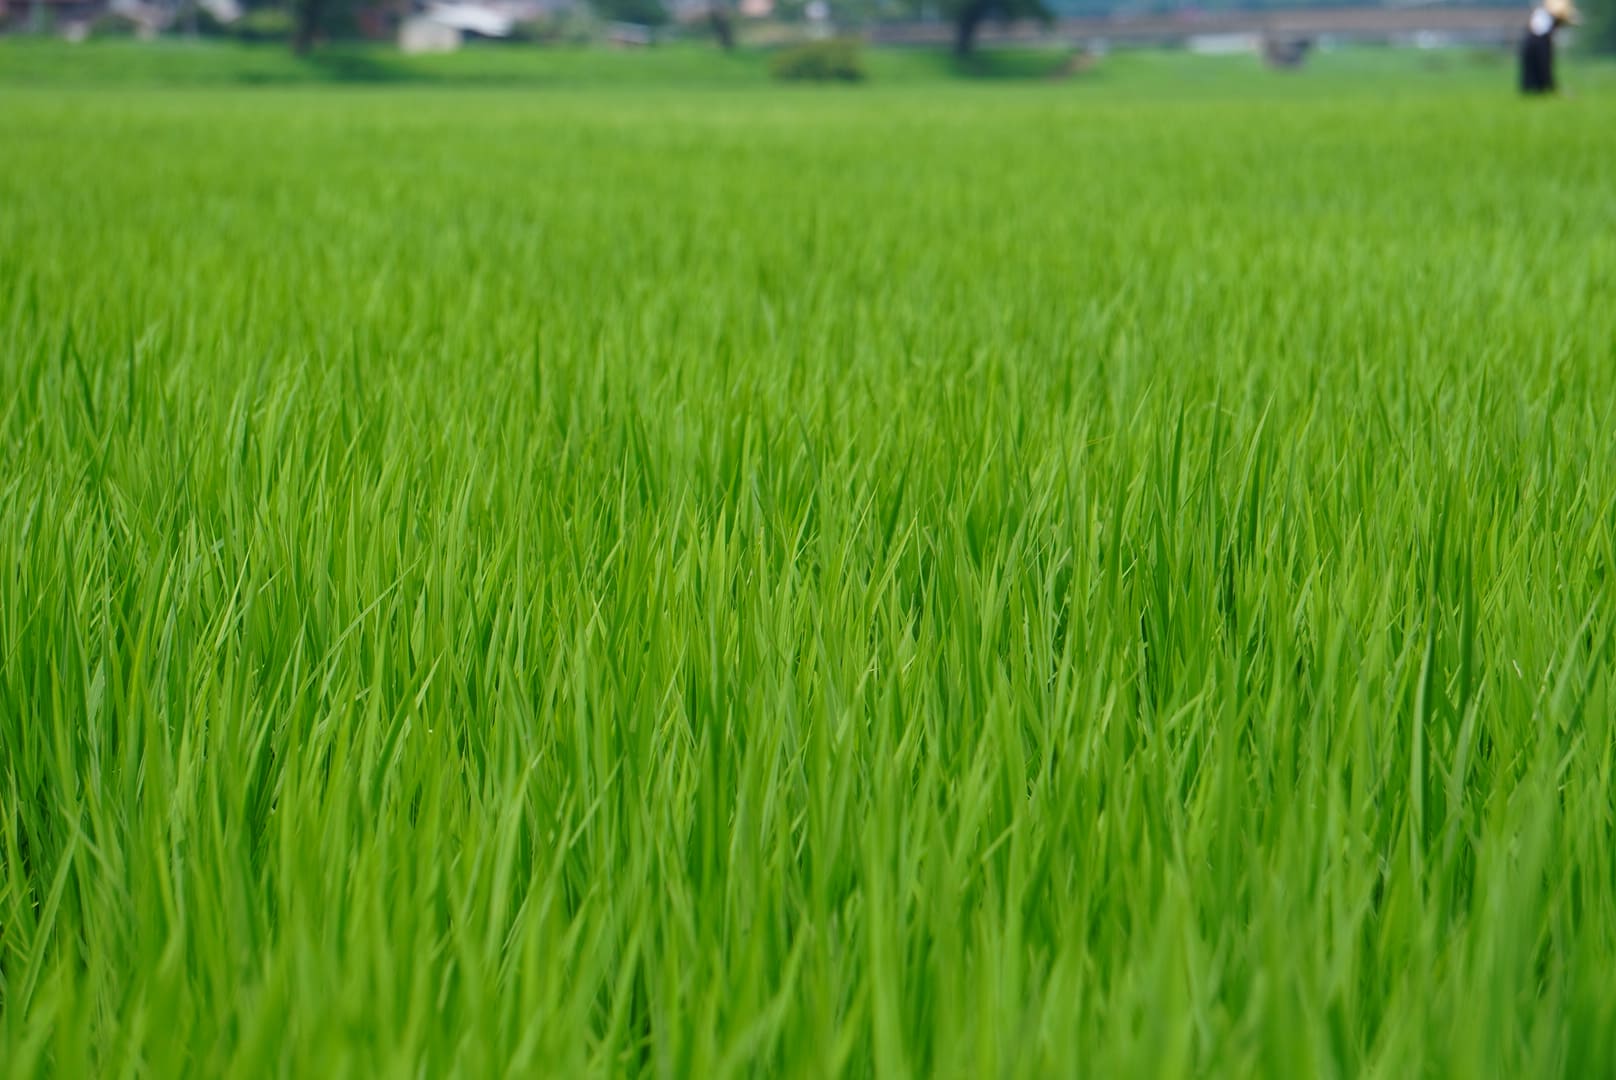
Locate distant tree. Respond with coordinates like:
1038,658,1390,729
707,0,735,49
940,0,1048,56
593,0,669,26
293,0,328,52
291,0,367,52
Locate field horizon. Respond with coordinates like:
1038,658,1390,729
6,35,1610,90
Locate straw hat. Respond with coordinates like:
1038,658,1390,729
1546,0,1581,25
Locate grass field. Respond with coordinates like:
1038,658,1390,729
3,42,1616,1076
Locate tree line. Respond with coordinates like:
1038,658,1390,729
285,0,1616,60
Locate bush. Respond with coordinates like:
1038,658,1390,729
769,37,865,82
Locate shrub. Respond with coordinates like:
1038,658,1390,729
769,37,865,82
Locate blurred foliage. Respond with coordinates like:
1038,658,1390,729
593,0,670,27
769,35,865,78
87,11,144,37
507,9,605,44
234,6,297,40
920,0,1050,55
1585,0,1616,54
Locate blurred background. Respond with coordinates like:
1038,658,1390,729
1,0,1612,87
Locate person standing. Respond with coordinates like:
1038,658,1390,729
1521,0,1580,94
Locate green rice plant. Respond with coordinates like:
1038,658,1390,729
2,55,1615,1076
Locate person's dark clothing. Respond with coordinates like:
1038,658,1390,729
1520,6,1562,94
1521,30,1555,93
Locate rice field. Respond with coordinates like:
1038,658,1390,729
3,44,1616,1076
